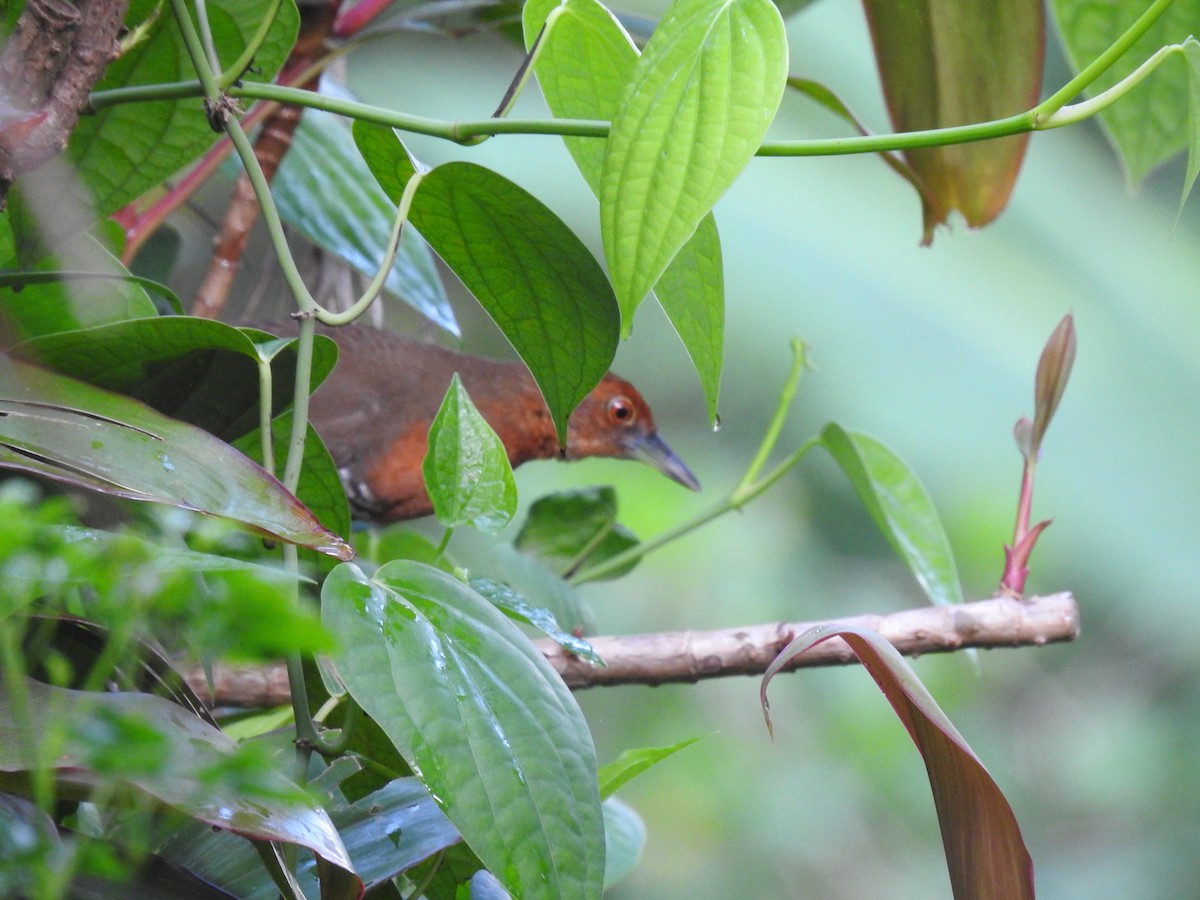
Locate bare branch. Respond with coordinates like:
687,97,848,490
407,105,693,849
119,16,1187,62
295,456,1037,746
187,592,1079,708
0,0,129,204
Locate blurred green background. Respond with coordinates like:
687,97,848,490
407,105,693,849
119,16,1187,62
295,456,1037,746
228,0,1200,895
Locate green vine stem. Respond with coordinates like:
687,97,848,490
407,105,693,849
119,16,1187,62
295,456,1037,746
90,0,1184,160
572,339,819,586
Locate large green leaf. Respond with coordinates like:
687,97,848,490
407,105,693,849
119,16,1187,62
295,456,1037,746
353,122,620,442
0,225,158,342
599,0,787,328
422,374,517,534
820,423,962,607
523,0,725,421
161,775,461,897
1054,0,1200,185
322,561,605,899
762,625,1034,900
0,353,352,559
862,0,1044,240
13,317,337,441
272,109,456,334
66,0,299,216
0,678,358,894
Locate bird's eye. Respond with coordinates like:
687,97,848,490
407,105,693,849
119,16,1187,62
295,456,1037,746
607,396,636,426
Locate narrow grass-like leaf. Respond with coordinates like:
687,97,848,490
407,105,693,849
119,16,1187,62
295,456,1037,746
863,0,1043,240
322,561,605,898
523,0,725,419
0,354,352,559
352,122,620,443
423,375,517,534
0,678,357,886
599,0,787,329
1054,0,1199,185
762,625,1034,900
820,423,962,606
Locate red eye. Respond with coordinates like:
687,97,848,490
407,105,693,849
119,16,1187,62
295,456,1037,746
607,396,636,426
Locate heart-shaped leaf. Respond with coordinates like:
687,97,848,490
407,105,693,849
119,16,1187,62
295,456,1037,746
322,561,605,898
423,374,517,534
599,0,787,327
523,0,725,421
353,122,620,443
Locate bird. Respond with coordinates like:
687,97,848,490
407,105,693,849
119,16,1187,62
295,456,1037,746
247,322,700,523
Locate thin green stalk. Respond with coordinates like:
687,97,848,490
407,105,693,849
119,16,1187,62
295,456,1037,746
219,0,285,88
573,341,818,585
1034,0,1176,119
256,352,276,476
166,0,222,106
1041,42,1184,128
223,118,319,317
190,0,223,76
315,172,424,326
90,14,1181,159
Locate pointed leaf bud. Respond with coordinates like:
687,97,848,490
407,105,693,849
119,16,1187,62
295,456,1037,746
1013,416,1034,462
1031,314,1076,455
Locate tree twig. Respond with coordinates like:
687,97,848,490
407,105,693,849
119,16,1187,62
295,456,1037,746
0,0,129,205
187,592,1079,707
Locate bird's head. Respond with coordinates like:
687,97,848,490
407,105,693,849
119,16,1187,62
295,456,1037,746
565,374,701,492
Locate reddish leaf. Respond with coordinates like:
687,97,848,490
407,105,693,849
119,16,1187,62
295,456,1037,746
862,0,1045,242
0,353,352,559
763,624,1034,899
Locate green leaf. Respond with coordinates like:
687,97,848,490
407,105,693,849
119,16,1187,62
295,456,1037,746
1178,36,1200,216
272,109,455,334
423,374,518,534
0,226,158,342
322,561,605,899
0,354,352,559
14,317,338,441
862,0,1044,240
66,0,299,215
601,797,646,890
352,122,620,443
597,737,701,799
233,412,351,576
524,0,725,421
469,577,604,665
0,678,357,886
819,424,962,607
599,0,787,328
488,544,596,636
761,625,1034,899
1054,0,1200,185
514,486,639,580
160,775,461,898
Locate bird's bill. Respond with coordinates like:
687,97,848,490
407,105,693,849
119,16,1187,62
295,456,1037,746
632,433,701,492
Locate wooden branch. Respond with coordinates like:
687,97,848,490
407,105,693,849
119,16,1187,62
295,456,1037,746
0,0,129,204
186,593,1079,707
